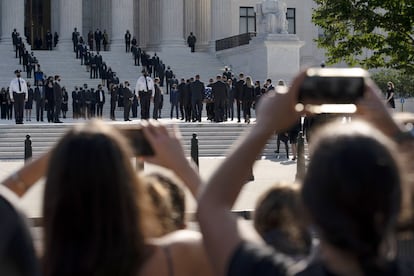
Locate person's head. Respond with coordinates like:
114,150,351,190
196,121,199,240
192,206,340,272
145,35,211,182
14,69,21,78
144,173,186,237
239,73,244,79
216,75,222,81
142,69,148,77
266,78,272,85
154,77,160,84
245,76,253,87
195,74,200,80
255,80,260,87
302,121,402,275
387,82,394,89
42,120,152,276
254,183,311,257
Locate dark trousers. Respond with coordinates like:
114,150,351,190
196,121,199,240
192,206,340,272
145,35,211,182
179,102,184,119
214,99,225,122
184,103,192,122
110,101,116,120
153,100,161,120
124,100,131,121
236,100,242,122
97,103,104,117
35,99,44,121
242,100,252,121
0,103,7,119
170,103,179,119
54,101,62,122
139,92,151,120
192,100,202,121
47,104,54,122
13,92,25,123
227,99,234,120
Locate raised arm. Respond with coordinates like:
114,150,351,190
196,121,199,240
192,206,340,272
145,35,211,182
141,122,202,198
2,152,50,197
197,72,305,276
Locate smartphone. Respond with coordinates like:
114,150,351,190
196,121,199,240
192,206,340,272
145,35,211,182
119,127,154,156
298,68,369,104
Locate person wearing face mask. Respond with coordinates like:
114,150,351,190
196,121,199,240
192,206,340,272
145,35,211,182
9,69,28,124
53,75,63,123
135,69,154,120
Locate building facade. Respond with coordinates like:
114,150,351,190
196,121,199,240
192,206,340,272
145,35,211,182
0,0,324,66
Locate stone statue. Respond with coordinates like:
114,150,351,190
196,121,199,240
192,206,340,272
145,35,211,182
256,0,288,34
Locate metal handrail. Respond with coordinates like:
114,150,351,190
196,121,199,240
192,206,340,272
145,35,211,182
216,32,257,51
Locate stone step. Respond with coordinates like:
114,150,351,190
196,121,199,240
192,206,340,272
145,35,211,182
0,122,284,159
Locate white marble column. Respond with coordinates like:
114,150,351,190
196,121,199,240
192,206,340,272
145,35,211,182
148,0,161,50
210,0,232,51
184,0,196,41
58,0,83,50
139,0,149,48
160,0,185,48
1,0,24,43
111,0,134,50
195,0,211,50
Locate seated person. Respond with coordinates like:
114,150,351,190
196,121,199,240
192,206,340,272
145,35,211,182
197,71,414,276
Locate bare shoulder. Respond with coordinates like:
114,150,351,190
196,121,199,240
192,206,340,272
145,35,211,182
144,230,213,276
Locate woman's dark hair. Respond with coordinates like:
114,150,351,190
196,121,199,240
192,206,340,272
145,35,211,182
254,184,312,257
42,120,150,276
302,121,402,275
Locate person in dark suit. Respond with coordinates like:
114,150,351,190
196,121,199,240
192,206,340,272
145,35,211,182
187,32,196,52
110,84,118,120
190,74,205,122
45,77,54,122
46,31,53,50
94,28,102,52
96,84,105,118
183,79,192,122
242,76,255,124
0,88,8,119
72,28,79,52
25,83,34,121
90,88,97,117
235,73,245,123
152,78,162,120
53,75,63,123
178,78,186,120
124,30,131,52
88,30,94,51
61,87,68,119
123,82,133,121
72,86,80,119
53,32,59,48
165,66,174,94
211,75,228,123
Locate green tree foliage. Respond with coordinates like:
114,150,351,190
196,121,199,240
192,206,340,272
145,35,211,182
313,0,414,73
371,69,414,97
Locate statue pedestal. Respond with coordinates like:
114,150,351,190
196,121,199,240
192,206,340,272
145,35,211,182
216,33,304,83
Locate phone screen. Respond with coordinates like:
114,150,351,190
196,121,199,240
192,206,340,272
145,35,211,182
120,128,154,156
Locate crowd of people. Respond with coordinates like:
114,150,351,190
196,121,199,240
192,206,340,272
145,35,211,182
1,68,413,276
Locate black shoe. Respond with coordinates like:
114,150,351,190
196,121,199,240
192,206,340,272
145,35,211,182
274,150,279,153
292,157,296,161
54,120,63,123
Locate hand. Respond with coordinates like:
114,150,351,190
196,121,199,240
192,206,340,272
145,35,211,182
141,121,188,172
255,71,306,135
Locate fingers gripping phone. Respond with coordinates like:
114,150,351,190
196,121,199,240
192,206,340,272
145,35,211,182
119,127,154,156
